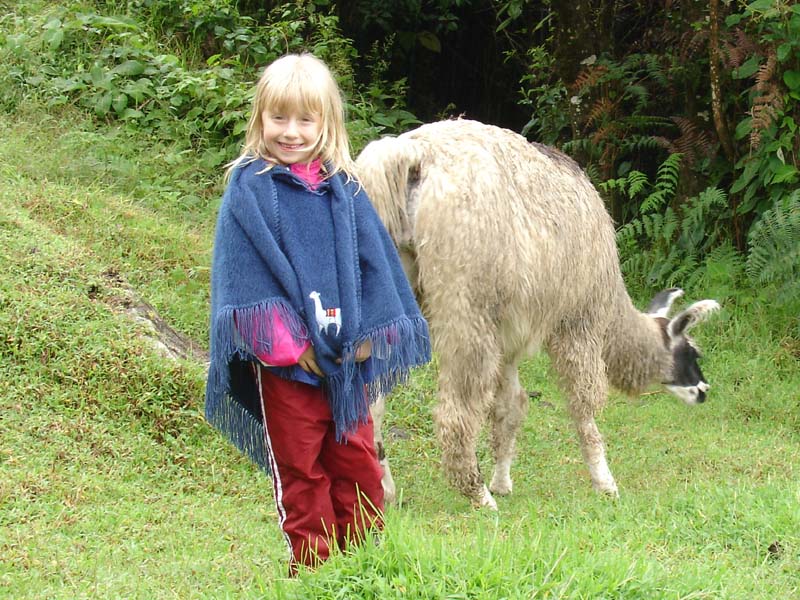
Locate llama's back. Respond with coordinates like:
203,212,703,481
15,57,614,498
393,120,621,351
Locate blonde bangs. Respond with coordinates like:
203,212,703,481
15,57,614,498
260,68,325,119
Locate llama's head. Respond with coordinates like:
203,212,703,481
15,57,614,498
646,288,720,405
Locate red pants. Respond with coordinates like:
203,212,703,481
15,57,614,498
254,365,384,571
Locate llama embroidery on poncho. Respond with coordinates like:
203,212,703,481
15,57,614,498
309,291,341,336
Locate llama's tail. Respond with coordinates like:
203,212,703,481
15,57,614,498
356,135,425,245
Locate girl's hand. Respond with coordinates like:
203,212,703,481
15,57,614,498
336,339,372,364
354,339,372,362
298,345,324,377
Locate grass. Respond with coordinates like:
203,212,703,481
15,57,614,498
1,105,798,599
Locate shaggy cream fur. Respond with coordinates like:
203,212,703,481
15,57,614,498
358,119,718,507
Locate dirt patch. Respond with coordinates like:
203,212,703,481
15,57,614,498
94,268,209,365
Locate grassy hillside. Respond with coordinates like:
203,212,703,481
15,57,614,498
1,106,798,599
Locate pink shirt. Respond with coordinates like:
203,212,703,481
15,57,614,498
290,158,323,190
236,158,323,366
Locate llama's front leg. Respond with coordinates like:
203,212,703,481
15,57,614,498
575,417,618,496
488,365,528,496
549,332,619,496
370,394,396,504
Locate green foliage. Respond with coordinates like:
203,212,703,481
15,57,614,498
2,8,798,599
746,190,800,285
746,191,800,323
728,1,800,221
513,1,798,311
528,51,682,182
613,154,731,295
345,36,421,153
340,0,462,55
0,1,419,170
519,44,569,145
689,241,748,305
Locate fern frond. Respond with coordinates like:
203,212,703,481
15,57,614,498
655,153,682,192
626,170,649,199
663,250,699,287
625,84,650,111
705,242,745,270
599,177,625,194
640,54,669,88
619,135,665,161
694,242,746,292
572,64,609,93
616,219,644,246
751,93,783,150
679,187,729,250
746,192,800,286
561,137,593,156
754,51,777,92
639,190,665,214
666,117,716,165
724,29,759,69
750,51,783,149
641,212,663,240
619,115,674,130
586,97,617,128
661,207,679,242
583,162,603,188
678,29,707,62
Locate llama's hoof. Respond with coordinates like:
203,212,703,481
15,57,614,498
380,461,397,505
592,480,619,498
382,482,397,505
489,474,513,496
476,486,498,510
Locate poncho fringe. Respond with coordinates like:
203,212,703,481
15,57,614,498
206,304,430,472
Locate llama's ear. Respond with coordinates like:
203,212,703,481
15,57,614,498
646,288,684,317
667,300,720,338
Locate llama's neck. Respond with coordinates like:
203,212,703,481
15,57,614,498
603,291,672,394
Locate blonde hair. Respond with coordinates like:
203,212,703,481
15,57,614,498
225,53,355,180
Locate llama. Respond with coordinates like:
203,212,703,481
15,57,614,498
356,119,719,508
309,291,342,336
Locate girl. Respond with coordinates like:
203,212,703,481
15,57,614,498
205,53,430,573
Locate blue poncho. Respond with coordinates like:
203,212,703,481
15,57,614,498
205,158,431,471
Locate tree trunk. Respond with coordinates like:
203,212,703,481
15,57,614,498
708,0,735,163
709,0,743,247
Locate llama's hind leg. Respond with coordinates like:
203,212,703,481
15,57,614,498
548,333,618,496
488,363,528,496
370,394,396,505
434,390,495,508
434,350,498,509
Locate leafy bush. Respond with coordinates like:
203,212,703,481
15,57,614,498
0,1,419,167
611,154,731,295
727,1,800,221
746,190,800,330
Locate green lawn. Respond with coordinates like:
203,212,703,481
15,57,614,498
1,108,798,599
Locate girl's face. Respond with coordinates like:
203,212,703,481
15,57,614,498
261,108,322,165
